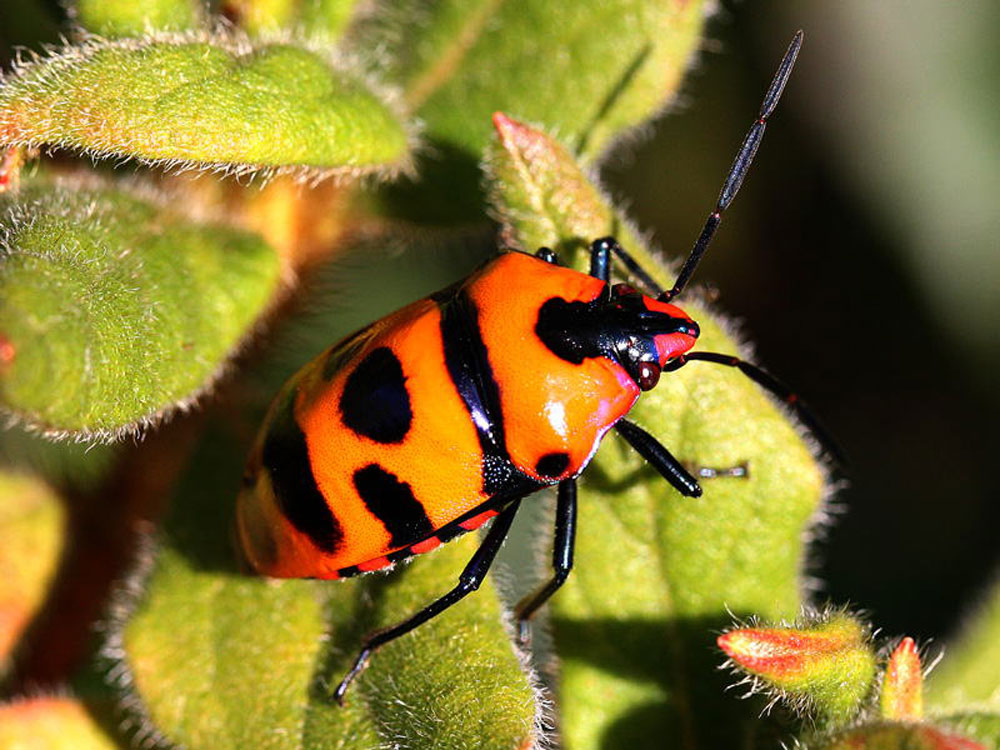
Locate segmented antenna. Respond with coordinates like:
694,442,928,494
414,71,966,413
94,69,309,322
660,30,803,302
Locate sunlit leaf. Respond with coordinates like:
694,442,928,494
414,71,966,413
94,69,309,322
0,35,411,179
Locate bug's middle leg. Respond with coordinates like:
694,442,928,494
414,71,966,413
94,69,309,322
333,499,522,703
514,479,577,645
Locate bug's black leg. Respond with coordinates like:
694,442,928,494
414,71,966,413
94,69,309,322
589,237,666,297
333,499,522,703
514,479,577,645
589,238,611,282
615,419,702,497
665,352,846,465
535,247,559,265
661,31,803,302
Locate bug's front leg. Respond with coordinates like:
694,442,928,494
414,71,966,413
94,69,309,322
614,419,702,497
588,237,665,296
333,499,522,703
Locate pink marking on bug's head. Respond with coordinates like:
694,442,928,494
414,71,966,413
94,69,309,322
642,297,699,365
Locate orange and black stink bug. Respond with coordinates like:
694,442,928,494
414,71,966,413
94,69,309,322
237,31,835,702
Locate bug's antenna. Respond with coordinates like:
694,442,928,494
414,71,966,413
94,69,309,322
660,30,803,302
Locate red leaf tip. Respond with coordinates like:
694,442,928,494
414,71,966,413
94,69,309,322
881,636,923,720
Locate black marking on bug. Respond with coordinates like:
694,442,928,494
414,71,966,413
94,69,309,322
535,298,606,364
261,388,344,554
434,522,467,546
387,547,413,564
535,452,570,478
339,347,412,444
353,464,434,548
535,294,698,382
331,486,535,580
438,290,542,496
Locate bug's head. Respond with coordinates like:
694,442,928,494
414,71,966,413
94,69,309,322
536,282,699,392
604,283,699,390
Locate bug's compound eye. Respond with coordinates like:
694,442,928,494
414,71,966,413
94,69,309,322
612,283,638,297
636,360,661,391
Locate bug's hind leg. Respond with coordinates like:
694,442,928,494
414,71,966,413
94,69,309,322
514,479,577,645
614,419,702,497
333,499,522,703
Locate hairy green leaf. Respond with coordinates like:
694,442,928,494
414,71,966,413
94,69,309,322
0,179,281,438
484,111,645,256
74,0,202,37
486,114,826,750
115,422,536,750
719,615,877,727
0,35,411,178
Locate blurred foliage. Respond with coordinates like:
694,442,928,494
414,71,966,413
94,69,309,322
0,470,64,679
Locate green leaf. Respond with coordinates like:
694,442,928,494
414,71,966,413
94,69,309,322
358,0,705,159
0,179,281,438
115,423,537,750
0,470,65,679
485,112,646,256
229,0,359,42
927,577,1000,711
74,0,203,37
0,696,119,750
486,114,826,749
354,0,707,222
0,35,411,178
299,0,359,42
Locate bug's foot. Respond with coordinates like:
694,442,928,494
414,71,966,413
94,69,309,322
693,462,749,480
516,618,534,649
333,647,371,705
